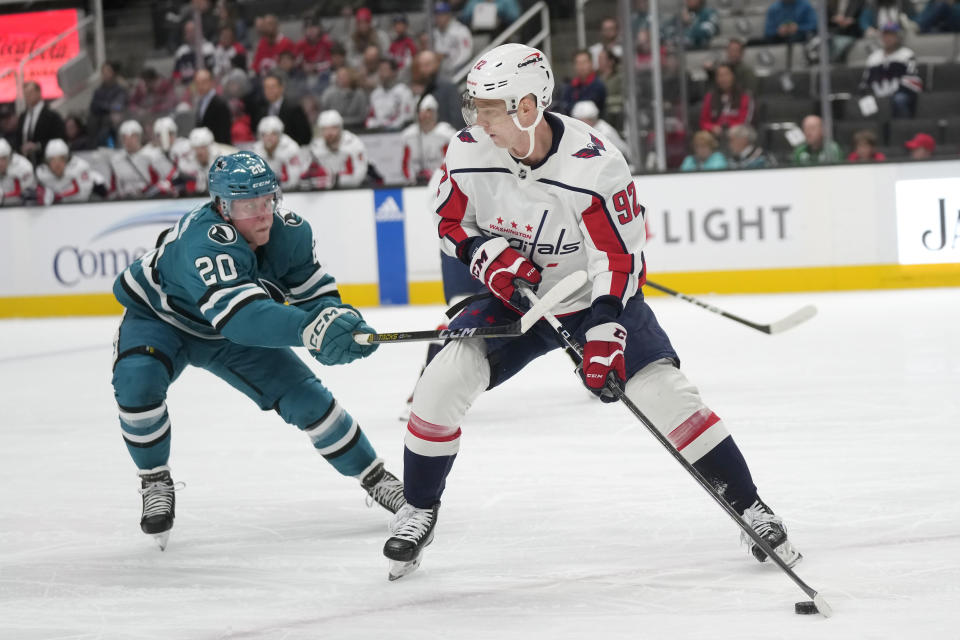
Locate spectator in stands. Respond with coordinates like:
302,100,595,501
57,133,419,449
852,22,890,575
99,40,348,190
704,38,757,95
401,94,455,185
329,42,348,74
360,45,385,92
633,0,651,34
255,72,313,146
252,14,295,75
662,0,720,50
194,69,232,145
174,0,218,44
16,81,67,166
860,23,922,118
346,8,392,69
306,110,369,189
560,50,607,116
916,0,960,32
905,132,936,159
35,139,107,205
276,50,309,103
412,50,466,129
221,69,255,143
108,120,177,198
253,116,304,191
597,48,624,130
389,15,418,72
88,62,128,148
459,0,521,36
792,115,842,164
726,124,776,168
366,58,416,130
571,100,632,164
296,19,334,77
589,18,624,69
826,0,866,61
764,0,819,43
0,138,37,206
173,20,216,86
681,130,728,170
320,67,370,129
433,3,475,79
152,116,192,169
213,25,248,78
847,129,886,161
215,0,248,46
699,63,754,137
64,115,93,152
129,68,177,122
860,0,916,38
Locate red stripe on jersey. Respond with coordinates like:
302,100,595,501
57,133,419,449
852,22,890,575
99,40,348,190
408,412,461,441
4,177,21,199
343,156,354,175
59,179,80,198
667,410,721,451
582,195,631,299
402,145,411,180
436,176,469,245
280,164,289,183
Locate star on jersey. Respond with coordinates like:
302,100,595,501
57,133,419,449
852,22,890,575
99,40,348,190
571,134,606,159
457,128,478,143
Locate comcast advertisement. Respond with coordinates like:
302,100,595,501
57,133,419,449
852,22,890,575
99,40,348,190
0,9,80,101
895,178,960,265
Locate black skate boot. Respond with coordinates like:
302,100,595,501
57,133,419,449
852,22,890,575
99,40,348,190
361,461,406,514
139,465,176,551
383,503,439,581
741,499,802,568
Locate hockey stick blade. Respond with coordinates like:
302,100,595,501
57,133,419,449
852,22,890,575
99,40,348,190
765,304,818,335
519,270,588,333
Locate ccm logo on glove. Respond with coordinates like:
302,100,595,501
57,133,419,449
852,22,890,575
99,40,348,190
469,237,541,311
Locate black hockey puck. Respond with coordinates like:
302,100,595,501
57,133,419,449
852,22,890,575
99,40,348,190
795,601,819,615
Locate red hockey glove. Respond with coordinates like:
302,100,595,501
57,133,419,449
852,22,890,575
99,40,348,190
580,322,627,402
468,237,541,312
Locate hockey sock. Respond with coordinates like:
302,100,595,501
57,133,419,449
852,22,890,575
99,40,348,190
402,412,461,508
691,435,758,514
119,401,172,470
302,401,377,477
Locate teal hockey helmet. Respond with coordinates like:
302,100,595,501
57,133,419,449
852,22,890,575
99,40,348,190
208,151,281,219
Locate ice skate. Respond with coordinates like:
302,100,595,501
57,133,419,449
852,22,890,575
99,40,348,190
740,500,802,568
138,465,177,551
361,461,406,514
384,503,438,580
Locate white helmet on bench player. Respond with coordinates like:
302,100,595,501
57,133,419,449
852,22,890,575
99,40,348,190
463,43,554,159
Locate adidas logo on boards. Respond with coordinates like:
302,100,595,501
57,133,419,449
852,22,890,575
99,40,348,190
375,196,404,222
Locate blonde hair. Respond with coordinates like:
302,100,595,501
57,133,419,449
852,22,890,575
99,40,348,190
692,130,718,151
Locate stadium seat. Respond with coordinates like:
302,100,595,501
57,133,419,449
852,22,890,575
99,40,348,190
827,66,865,94
888,118,943,147
930,63,960,91
942,117,960,144
834,120,885,147
914,91,960,119
758,96,816,123
756,70,812,97
904,32,959,63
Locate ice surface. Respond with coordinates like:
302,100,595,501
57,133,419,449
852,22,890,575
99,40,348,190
2,288,959,639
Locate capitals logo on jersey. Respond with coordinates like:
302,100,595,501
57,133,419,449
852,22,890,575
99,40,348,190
572,134,606,159
457,128,478,143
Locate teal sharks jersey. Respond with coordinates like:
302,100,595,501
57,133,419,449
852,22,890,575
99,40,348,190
114,202,340,347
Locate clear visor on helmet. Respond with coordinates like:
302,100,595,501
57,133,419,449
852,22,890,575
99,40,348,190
223,190,282,220
461,91,515,127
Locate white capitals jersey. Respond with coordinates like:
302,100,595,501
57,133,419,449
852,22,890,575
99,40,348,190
162,138,193,171
433,21,474,79
109,146,177,198
435,112,646,316
176,144,224,195
36,156,106,203
401,121,455,183
366,83,415,130
0,152,37,205
253,134,305,191
307,130,368,189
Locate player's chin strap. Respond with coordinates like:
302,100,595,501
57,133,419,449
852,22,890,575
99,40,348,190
510,109,545,160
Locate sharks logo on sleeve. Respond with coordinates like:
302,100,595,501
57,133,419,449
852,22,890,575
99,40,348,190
208,223,238,244
457,128,478,143
280,210,303,226
572,133,606,159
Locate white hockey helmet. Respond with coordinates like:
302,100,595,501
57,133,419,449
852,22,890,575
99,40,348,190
571,100,599,122
189,127,215,148
45,138,70,160
153,116,178,151
257,115,285,136
317,109,343,129
418,93,439,113
119,119,143,139
463,44,554,158
0,138,11,158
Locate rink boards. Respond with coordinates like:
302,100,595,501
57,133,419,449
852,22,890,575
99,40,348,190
1,159,958,317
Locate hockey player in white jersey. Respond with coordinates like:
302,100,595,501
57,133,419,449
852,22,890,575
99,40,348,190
152,116,192,170
305,110,368,189
570,100,633,167
383,44,802,580
253,115,305,192
36,138,108,204
178,127,233,195
365,57,415,131
109,120,177,199
400,94,456,185
0,137,37,206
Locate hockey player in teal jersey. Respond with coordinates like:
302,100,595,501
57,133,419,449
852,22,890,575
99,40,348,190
111,150,405,550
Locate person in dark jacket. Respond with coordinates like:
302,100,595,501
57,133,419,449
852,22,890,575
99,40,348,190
17,81,67,165
560,50,607,115
253,72,312,146
194,69,233,145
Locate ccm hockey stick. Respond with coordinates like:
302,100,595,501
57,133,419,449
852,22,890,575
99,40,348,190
520,286,833,618
645,280,817,335
353,270,589,345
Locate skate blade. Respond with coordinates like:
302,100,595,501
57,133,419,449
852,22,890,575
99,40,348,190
152,531,171,551
388,555,422,581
